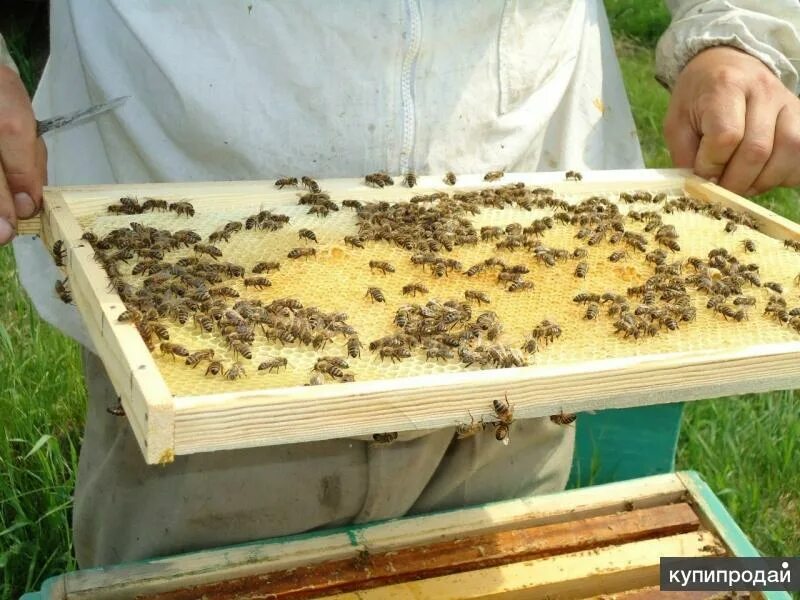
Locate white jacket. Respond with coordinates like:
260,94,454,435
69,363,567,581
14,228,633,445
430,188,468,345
11,0,800,347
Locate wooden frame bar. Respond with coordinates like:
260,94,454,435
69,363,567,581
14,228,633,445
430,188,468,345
19,169,800,464
20,472,790,600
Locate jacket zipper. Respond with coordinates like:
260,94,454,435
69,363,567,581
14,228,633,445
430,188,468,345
399,0,422,174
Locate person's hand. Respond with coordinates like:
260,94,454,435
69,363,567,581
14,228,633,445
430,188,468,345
663,46,800,196
0,64,47,245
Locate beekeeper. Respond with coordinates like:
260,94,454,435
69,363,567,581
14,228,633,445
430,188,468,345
1,1,798,568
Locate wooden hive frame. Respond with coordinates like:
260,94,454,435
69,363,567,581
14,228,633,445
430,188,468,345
21,471,791,599
18,168,800,465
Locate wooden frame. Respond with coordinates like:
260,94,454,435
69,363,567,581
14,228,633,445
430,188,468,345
19,168,800,464
20,471,791,599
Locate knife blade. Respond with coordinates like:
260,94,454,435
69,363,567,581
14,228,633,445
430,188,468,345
36,95,129,137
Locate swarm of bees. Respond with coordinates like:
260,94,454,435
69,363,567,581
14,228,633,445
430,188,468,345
59,172,799,412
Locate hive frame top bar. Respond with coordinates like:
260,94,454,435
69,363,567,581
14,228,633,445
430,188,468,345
24,168,800,464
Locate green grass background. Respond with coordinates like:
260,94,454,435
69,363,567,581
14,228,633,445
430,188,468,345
1,2,798,597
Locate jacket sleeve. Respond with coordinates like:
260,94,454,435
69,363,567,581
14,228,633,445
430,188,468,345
655,0,800,93
0,34,20,73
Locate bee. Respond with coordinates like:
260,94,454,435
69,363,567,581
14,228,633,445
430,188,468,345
480,226,503,241
287,247,316,259
369,260,396,275
402,282,428,296
403,172,417,188
464,263,486,278
150,322,170,341
243,276,271,289
298,228,318,244
494,422,510,445
169,201,195,217
739,239,756,253
52,240,66,266
307,204,330,218
764,281,784,294
275,177,298,189
550,411,577,426
483,170,504,182
344,235,365,249
203,360,223,377
55,278,72,303
372,432,399,445
365,287,386,303
432,261,447,278
724,221,738,234
258,357,288,373
585,302,599,320
186,349,215,367
194,243,222,259
342,199,363,210
587,230,605,246
532,319,562,343
160,342,189,359
464,290,490,305
252,261,280,274
300,176,321,193
574,261,588,279
565,170,583,181
660,238,681,252
365,172,393,188
609,250,627,262
225,362,247,380
107,399,126,417
733,295,756,306
347,335,363,358
80,232,98,245
507,280,534,293
493,394,514,425
379,346,411,362
208,229,231,245
443,171,457,185
426,346,454,361
139,198,168,213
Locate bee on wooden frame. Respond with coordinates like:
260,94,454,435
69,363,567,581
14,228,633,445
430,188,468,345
275,177,298,189
443,171,457,185
483,170,504,182
55,278,72,303
168,201,195,217
52,240,66,266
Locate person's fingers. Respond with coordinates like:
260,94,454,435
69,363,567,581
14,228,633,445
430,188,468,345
0,165,17,244
718,92,779,194
693,89,746,182
663,104,700,168
0,66,41,218
750,105,800,193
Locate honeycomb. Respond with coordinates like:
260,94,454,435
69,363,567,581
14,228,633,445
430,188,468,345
78,186,800,398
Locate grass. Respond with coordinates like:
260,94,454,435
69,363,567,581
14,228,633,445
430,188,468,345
0,245,85,599
1,2,799,597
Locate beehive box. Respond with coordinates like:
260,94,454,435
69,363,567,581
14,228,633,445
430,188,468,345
20,168,800,464
21,471,792,599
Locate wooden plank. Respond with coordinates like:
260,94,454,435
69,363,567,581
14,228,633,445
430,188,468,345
17,215,41,236
137,503,701,600
676,472,792,600
586,587,743,600
32,170,800,461
41,189,176,464
322,531,722,600
62,474,687,599
170,340,800,454
684,177,800,241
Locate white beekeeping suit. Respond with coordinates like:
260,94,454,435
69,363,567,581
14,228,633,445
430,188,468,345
6,0,799,568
